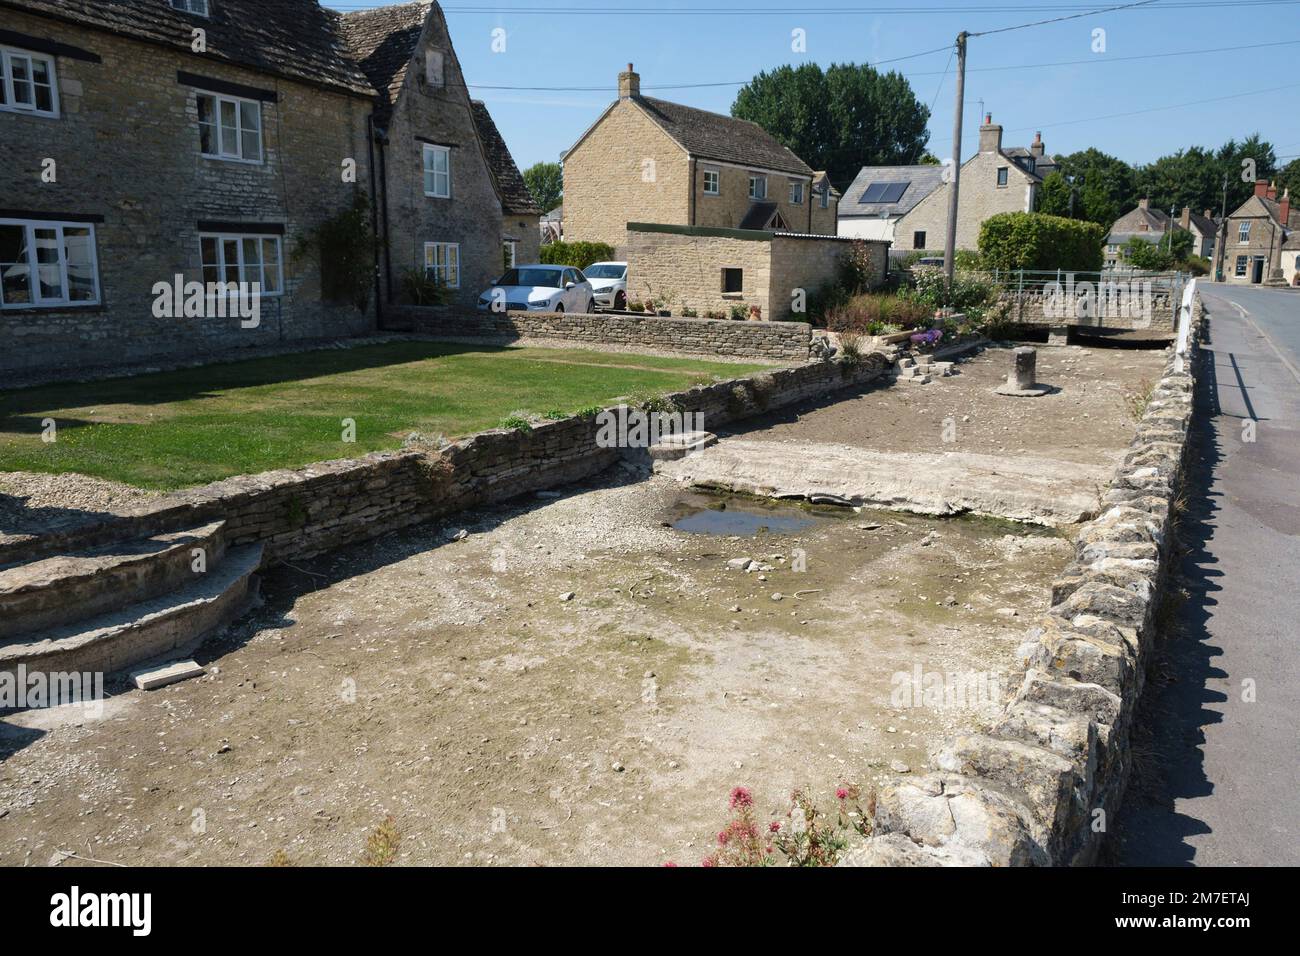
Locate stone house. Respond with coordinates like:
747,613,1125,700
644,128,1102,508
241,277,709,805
1180,207,1218,260
890,117,1055,252
562,65,836,252
1104,199,1178,270
1281,232,1300,287
0,0,376,377
1213,180,1296,285
623,223,886,322
340,1,537,309
838,164,947,242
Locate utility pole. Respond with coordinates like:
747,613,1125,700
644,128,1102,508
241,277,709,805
943,32,968,288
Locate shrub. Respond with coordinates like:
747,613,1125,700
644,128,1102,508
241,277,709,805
690,784,873,868
400,267,451,306
681,307,698,318
294,192,376,312
837,240,885,294
363,817,402,866
704,309,726,320
729,303,748,321
978,212,1105,272
905,269,1002,326
539,240,616,270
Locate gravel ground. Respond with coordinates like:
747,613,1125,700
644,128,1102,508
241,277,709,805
0,471,161,544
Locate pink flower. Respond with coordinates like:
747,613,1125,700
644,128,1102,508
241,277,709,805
717,830,730,846
729,786,753,809
836,787,849,801
769,821,781,833
662,861,678,867
701,855,718,867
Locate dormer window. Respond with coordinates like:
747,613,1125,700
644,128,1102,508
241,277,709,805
171,0,210,16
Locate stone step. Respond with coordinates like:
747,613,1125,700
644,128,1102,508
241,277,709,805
0,521,227,640
0,544,263,679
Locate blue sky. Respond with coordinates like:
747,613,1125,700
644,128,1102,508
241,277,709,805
337,1,1300,173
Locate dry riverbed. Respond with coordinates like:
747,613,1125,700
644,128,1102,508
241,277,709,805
0,343,1164,867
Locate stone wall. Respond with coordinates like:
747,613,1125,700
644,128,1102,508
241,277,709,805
842,296,1203,867
624,224,886,322
999,287,1177,334
378,3,507,310
2,355,889,570
0,8,376,377
393,307,813,363
562,99,691,252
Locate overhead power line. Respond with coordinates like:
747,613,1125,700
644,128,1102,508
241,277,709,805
369,0,1300,12
968,0,1158,36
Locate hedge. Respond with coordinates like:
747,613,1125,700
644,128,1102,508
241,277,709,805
539,241,617,270
977,212,1104,273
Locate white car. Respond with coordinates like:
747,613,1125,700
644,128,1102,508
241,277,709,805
477,265,595,314
582,261,628,311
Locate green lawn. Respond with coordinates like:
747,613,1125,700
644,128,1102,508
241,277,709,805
0,342,769,490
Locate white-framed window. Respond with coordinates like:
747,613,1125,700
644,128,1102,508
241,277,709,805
424,242,460,288
1234,255,1248,277
171,0,210,15
789,180,804,205
748,174,767,200
503,239,517,269
197,92,262,162
199,233,283,295
0,44,59,117
0,219,100,308
703,169,720,196
1238,221,1250,244
819,185,829,209
996,167,1009,187
423,144,451,198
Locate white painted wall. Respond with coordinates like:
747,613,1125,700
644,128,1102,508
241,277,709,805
838,218,897,241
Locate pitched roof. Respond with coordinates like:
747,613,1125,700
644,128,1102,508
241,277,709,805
1107,204,1173,242
839,165,946,219
338,1,428,124
632,96,814,177
1185,209,1217,237
738,201,784,230
470,100,542,216
3,0,372,96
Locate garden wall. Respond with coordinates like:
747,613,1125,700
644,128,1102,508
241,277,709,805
842,293,1204,867
3,355,889,569
998,288,1177,333
390,307,813,363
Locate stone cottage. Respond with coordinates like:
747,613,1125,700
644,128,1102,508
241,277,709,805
340,1,536,309
1213,180,1296,285
889,117,1057,252
1104,199,1178,270
0,0,376,377
562,65,837,252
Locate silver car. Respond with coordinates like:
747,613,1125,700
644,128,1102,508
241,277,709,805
477,265,595,314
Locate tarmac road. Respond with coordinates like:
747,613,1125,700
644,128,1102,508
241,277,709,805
1112,283,1300,866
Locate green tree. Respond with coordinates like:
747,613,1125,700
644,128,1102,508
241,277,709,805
731,63,930,192
1276,157,1300,201
1134,135,1276,217
1037,149,1135,227
523,161,563,212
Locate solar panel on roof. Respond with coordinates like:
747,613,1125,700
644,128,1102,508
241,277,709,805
881,182,909,203
860,182,889,203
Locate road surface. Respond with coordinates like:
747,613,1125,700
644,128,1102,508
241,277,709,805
1112,283,1300,866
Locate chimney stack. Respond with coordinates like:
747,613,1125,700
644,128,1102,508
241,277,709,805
978,113,1002,153
618,63,640,99
1282,188,1292,226
1030,131,1045,158
1180,206,1191,229
1138,198,1150,211
1254,179,1269,199
1266,180,1277,201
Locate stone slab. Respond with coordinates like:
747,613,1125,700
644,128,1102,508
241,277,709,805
130,659,205,691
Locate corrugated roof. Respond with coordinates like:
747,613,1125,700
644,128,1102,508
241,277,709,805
4,0,373,96
470,99,542,216
632,96,815,177
839,165,946,219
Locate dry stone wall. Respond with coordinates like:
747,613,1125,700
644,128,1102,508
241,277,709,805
394,307,813,363
842,295,1203,867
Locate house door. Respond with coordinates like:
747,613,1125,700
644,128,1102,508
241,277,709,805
1252,257,1265,284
